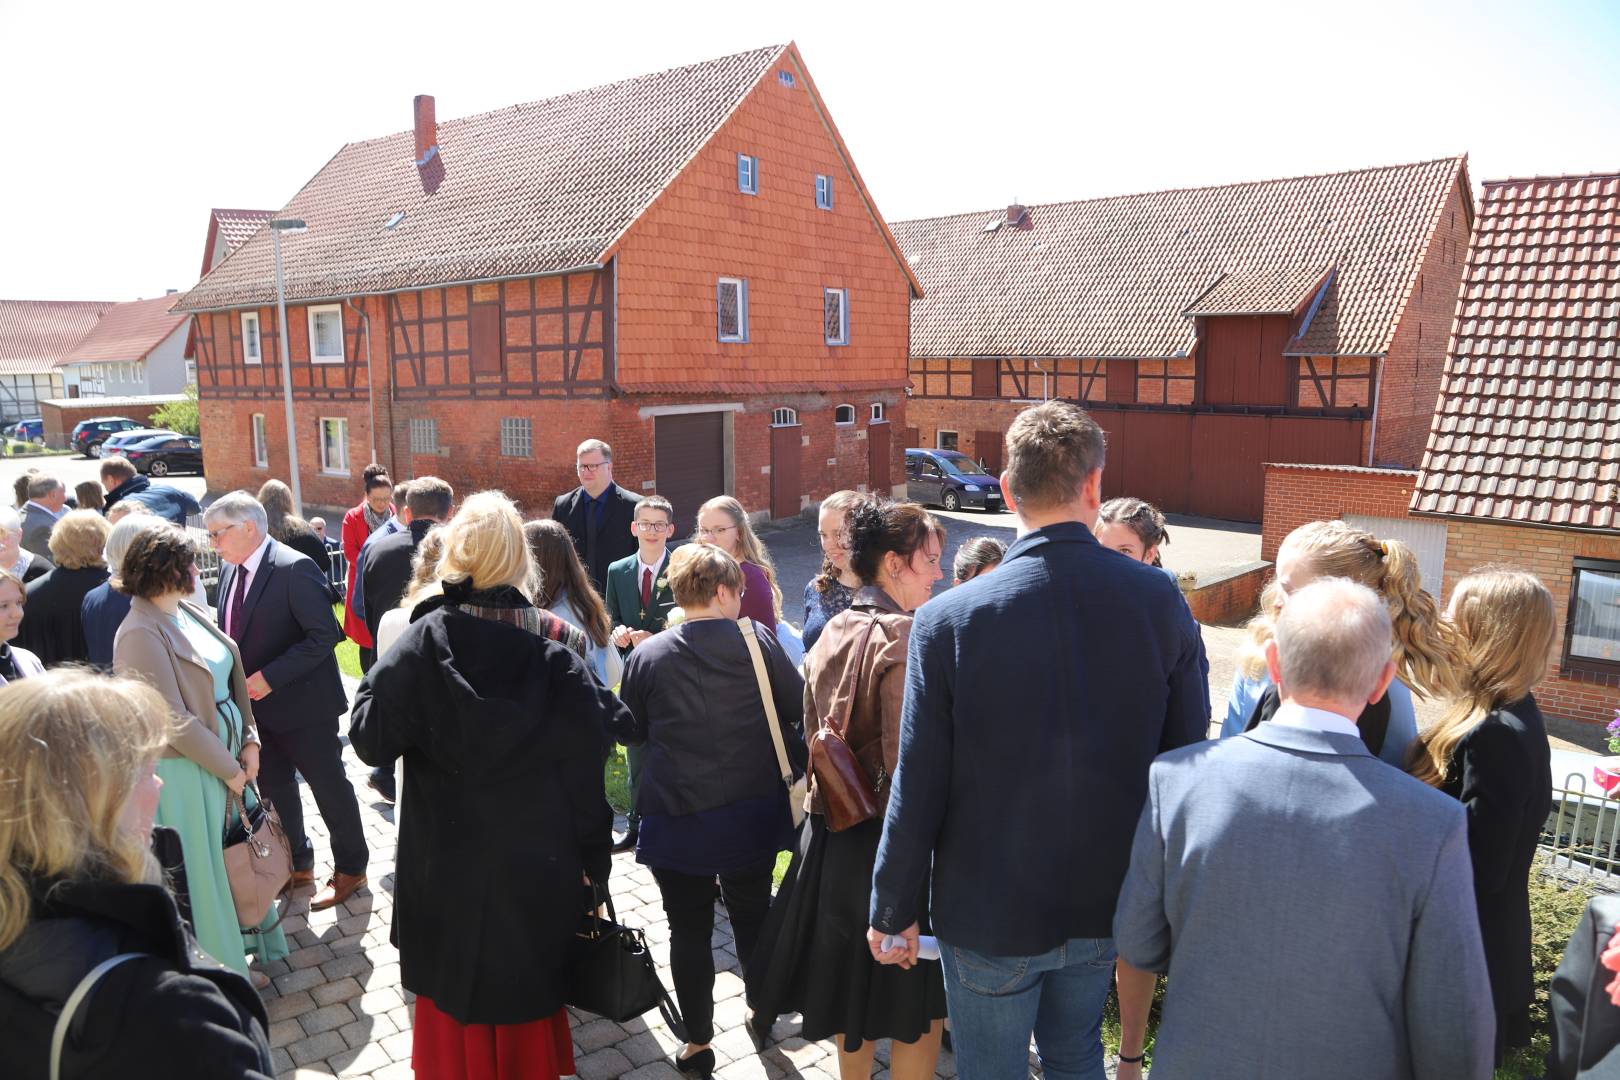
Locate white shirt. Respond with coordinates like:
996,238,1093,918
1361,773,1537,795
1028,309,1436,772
224,536,272,635
1269,700,1361,738
636,551,667,594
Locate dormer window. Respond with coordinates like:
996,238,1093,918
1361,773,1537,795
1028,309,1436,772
737,154,759,196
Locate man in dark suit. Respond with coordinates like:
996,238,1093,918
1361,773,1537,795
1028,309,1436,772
868,401,1209,1079
207,491,368,912
20,474,67,558
601,495,677,851
358,477,453,803
552,438,641,593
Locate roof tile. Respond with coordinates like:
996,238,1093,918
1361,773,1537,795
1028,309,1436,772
61,295,186,366
0,299,119,375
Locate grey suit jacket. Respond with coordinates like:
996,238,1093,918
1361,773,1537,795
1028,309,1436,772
20,503,56,560
1115,722,1494,1080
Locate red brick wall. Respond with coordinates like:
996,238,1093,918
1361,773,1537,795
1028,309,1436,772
1370,173,1473,467
43,398,181,449
1186,564,1271,626
1262,463,1620,726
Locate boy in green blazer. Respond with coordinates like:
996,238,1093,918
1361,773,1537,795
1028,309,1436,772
603,495,677,851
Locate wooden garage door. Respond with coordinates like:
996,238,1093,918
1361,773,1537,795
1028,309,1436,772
770,423,802,520
655,412,725,537
868,422,891,494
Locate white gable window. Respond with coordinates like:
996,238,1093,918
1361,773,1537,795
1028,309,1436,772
737,154,759,196
834,404,855,425
241,312,262,364
718,278,749,342
825,288,848,346
816,174,834,210
319,417,349,474
308,305,345,364
251,413,268,468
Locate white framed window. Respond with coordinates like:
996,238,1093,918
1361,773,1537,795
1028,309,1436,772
872,403,888,423
135,361,145,383
307,305,345,364
771,407,798,427
778,70,796,88
737,153,759,195
816,174,833,210
936,429,958,450
410,417,439,454
500,417,532,458
251,413,268,468
825,288,849,345
718,278,749,342
834,403,855,425
241,312,262,364
318,417,349,475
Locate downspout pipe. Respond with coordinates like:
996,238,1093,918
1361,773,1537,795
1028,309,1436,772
344,298,378,467
1366,355,1385,467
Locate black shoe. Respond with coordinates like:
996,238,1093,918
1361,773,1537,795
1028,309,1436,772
366,769,396,803
673,1048,714,1077
610,827,638,853
745,1009,773,1052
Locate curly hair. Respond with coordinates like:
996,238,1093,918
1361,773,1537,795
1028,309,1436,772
845,499,944,586
116,523,198,600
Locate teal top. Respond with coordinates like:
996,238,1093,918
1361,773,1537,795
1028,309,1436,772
174,608,243,751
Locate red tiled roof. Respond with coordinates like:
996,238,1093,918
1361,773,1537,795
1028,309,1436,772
178,46,791,311
1411,172,1620,531
1184,264,1334,317
214,209,273,254
895,157,1465,359
60,295,187,366
0,298,118,375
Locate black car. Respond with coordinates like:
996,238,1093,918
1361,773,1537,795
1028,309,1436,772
905,448,1003,512
122,434,203,477
70,416,143,457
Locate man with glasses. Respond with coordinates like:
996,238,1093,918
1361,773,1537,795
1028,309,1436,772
552,438,642,593
603,496,677,851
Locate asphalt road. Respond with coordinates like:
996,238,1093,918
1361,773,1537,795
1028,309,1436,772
0,451,207,509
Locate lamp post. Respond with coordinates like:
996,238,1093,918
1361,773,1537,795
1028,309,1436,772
270,219,307,514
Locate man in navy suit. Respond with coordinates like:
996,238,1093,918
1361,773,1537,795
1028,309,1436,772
551,438,642,593
208,491,368,913
868,401,1208,1080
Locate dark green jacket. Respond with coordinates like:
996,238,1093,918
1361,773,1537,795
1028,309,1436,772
603,551,677,649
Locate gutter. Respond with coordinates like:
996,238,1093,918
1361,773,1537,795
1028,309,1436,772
1366,355,1386,466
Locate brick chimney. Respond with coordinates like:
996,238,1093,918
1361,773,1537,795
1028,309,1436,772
1007,202,1030,229
413,94,444,194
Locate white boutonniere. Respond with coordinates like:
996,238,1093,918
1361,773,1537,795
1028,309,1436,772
655,577,668,592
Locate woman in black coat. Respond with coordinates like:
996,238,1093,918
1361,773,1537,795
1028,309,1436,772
0,670,273,1078
348,492,629,1080
17,509,110,666
1408,567,1556,1062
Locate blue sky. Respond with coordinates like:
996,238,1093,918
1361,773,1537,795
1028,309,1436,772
3,0,1616,300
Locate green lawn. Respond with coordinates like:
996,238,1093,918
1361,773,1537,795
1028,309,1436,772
333,605,362,678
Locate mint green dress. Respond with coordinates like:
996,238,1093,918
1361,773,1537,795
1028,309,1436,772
153,607,290,975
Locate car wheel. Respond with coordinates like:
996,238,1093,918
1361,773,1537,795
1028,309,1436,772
942,490,961,512
88,443,102,459
148,459,169,477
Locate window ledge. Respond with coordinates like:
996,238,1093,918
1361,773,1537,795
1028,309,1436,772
311,356,346,365
320,468,351,478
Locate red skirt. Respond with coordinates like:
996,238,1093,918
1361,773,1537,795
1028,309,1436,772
412,995,576,1080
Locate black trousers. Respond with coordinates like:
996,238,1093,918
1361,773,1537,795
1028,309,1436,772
652,858,776,1045
256,720,369,877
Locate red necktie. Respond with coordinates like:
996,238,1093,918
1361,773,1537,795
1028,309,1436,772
641,567,652,610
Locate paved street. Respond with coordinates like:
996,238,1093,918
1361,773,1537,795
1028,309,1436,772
0,451,206,508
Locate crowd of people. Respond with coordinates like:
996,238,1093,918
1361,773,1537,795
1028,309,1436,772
0,403,1601,1079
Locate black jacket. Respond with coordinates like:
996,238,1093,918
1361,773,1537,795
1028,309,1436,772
348,593,630,1025
18,551,52,584
18,564,109,667
1547,894,1620,1079
1441,694,1553,1042
79,580,132,668
276,523,340,603
360,518,436,642
552,483,642,593
0,876,272,1079
218,538,347,731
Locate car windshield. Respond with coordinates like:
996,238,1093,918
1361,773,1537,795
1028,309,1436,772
937,452,989,477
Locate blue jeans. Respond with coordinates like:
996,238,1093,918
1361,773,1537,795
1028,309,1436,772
939,936,1116,1080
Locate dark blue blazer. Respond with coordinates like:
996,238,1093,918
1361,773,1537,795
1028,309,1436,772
870,521,1209,956
80,580,132,669
219,538,347,731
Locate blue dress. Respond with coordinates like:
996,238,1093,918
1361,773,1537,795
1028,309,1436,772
801,578,854,654
1222,669,1419,769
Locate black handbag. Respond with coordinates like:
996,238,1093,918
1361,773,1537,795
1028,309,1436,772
567,880,686,1040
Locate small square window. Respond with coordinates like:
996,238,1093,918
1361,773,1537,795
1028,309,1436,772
873,403,888,423
410,418,439,454
825,288,848,346
834,404,855,425
308,305,345,364
241,312,261,364
816,175,833,210
778,70,796,88
501,417,533,458
718,278,749,342
251,414,268,468
1568,558,1620,668
737,154,759,196
319,417,349,474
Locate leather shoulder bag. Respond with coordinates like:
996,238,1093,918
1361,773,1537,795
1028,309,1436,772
809,613,885,832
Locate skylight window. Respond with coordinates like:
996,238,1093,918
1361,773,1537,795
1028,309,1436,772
383,211,406,230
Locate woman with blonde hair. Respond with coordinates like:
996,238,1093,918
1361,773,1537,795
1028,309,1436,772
17,509,110,666
0,570,42,686
349,491,629,1080
0,670,274,1076
695,495,782,630
1221,519,1461,766
1410,566,1555,1062
803,490,867,652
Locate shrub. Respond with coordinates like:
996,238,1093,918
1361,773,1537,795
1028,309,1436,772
151,385,199,436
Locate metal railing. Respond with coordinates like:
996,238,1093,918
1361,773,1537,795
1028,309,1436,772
1543,770,1620,878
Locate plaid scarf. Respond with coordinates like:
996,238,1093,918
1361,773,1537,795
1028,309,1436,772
442,583,588,660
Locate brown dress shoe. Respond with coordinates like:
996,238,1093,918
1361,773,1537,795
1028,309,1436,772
289,869,316,889
310,872,367,912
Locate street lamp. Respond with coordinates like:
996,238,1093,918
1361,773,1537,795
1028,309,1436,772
270,218,307,515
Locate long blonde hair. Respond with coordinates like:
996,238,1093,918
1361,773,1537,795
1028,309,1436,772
0,671,179,950
1408,567,1556,787
437,492,534,595
1238,520,1462,698
697,496,782,621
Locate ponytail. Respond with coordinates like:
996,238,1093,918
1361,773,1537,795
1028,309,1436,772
1377,540,1463,700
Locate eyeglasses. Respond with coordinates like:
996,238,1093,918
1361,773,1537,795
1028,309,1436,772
576,461,608,473
206,522,241,542
635,520,673,533
694,525,737,540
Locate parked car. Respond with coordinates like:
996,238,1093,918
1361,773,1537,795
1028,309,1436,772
122,434,203,478
101,428,179,457
7,418,43,444
70,416,143,457
905,448,1003,513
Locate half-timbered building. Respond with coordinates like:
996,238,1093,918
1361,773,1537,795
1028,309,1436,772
894,157,1474,521
176,44,919,530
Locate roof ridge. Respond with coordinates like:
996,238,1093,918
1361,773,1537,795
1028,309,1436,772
343,43,789,151
1482,170,1620,187
892,155,1467,227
